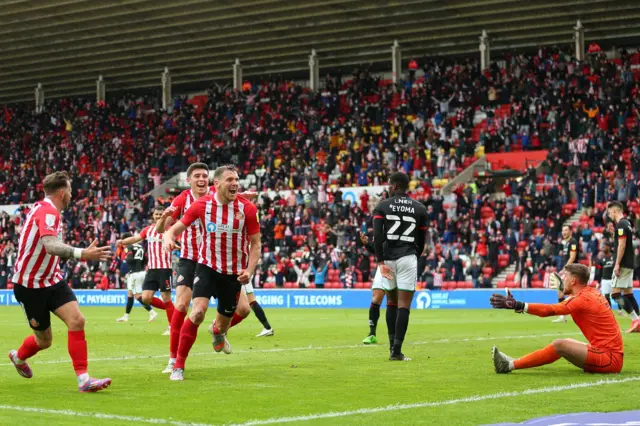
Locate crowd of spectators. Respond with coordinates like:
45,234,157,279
1,43,640,290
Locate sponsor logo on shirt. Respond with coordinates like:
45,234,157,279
206,222,239,233
618,229,624,236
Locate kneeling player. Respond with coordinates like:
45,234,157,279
490,264,624,374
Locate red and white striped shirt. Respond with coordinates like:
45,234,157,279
170,189,202,261
13,198,64,288
139,225,172,270
181,194,260,275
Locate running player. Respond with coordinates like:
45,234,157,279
607,201,640,332
163,165,262,381
116,206,175,335
491,264,624,374
553,224,578,323
360,231,385,345
115,232,157,323
8,171,112,392
156,163,268,374
373,172,428,361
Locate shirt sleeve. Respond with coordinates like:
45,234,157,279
139,226,149,239
170,192,186,220
372,204,386,262
570,239,578,253
526,296,580,317
244,203,260,236
181,198,204,228
617,221,631,240
35,206,60,238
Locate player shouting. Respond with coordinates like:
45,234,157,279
373,172,428,361
116,206,175,335
163,165,261,381
8,171,112,392
491,264,624,374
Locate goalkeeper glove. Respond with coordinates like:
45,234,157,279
548,272,564,292
490,292,525,313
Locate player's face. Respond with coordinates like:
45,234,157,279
561,227,570,240
61,182,72,209
562,271,576,294
188,169,209,197
214,170,239,202
152,209,163,223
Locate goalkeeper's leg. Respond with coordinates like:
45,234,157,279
495,339,588,373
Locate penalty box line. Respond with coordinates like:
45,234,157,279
0,376,636,426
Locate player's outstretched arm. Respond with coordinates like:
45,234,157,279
155,206,177,233
42,237,111,261
163,220,187,252
490,292,571,317
116,235,143,248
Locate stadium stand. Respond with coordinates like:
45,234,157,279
1,45,640,292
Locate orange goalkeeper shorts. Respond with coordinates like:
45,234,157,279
584,346,623,374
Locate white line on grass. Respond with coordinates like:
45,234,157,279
0,405,214,426
232,376,640,425
1,332,580,367
1,376,636,426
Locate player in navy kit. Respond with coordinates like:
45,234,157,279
373,172,428,361
115,233,157,322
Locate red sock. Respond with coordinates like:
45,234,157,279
68,331,88,376
174,318,200,370
513,344,561,370
229,312,246,329
17,335,42,361
170,309,187,359
164,301,175,325
150,297,166,310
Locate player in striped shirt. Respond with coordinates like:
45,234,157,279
116,206,175,335
156,162,271,374
163,165,262,381
8,171,112,392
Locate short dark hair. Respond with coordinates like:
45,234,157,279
153,206,164,213
562,224,571,232
213,164,238,180
389,172,410,192
607,201,624,212
564,264,589,285
43,171,70,194
187,162,209,177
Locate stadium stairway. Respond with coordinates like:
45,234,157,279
491,206,584,288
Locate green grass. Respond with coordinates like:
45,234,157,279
1,307,640,426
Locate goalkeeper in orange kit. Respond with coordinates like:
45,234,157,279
490,264,624,374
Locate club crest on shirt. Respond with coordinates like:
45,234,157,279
234,211,245,221
45,213,56,231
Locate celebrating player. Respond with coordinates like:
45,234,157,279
553,224,578,323
373,172,428,361
163,165,261,381
8,171,112,392
116,206,175,335
115,232,157,323
156,163,270,374
607,201,640,332
491,264,624,374
360,231,385,345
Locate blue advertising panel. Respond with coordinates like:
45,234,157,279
0,288,590,309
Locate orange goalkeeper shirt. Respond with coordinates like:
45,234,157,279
526,286,623,354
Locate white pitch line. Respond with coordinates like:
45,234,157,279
1,332,580,367
1,376,636,426
231,376,640,426
0,404,215,426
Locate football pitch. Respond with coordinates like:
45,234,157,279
1,307,640,426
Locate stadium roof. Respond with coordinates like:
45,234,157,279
2,0,640,104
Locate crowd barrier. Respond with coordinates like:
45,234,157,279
0,289,578,309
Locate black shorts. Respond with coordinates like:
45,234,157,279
142,269,173,293
13,281,77,331
192,264,241,318
176,258,197,289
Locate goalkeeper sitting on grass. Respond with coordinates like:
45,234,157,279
490,264,624,374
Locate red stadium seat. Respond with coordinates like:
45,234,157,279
634,281,640,288
532,280,544,288
363,281,372,288
505,273,515,282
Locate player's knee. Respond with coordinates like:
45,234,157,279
190,309,205,325
176,301,189,312
551,339,568,354
67,314,86,330
372,292,384,305
141,294,152,305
